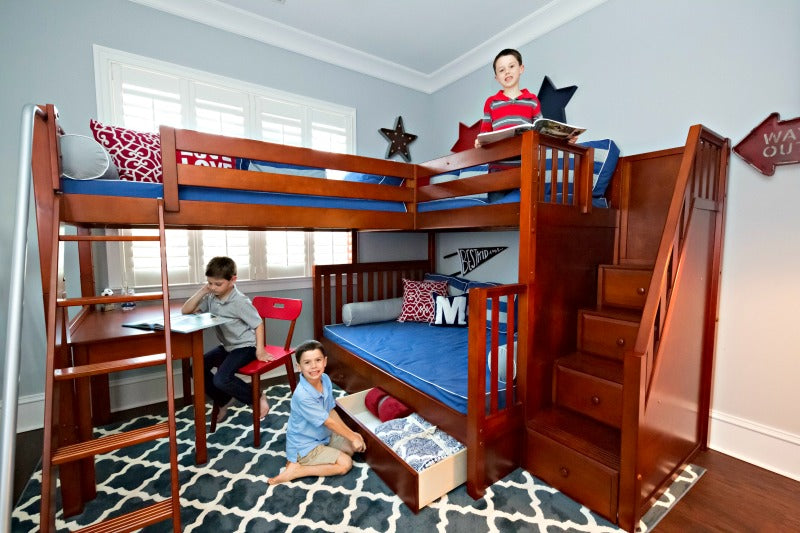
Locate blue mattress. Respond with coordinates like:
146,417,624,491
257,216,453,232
323,321,509,414
417,189,609,212
60,179,407,212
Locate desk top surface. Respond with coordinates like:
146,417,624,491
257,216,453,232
69,301,193,345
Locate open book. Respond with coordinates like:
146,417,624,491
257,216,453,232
123,312,232,334
476,118,586,145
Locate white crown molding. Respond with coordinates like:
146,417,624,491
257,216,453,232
127,0,607,94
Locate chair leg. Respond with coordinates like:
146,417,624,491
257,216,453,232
252,374,261,448
210,404,219,434
285,360,297,392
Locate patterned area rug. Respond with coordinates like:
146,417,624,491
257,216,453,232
12,384,703,532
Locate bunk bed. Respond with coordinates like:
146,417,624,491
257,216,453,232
30,103,623,518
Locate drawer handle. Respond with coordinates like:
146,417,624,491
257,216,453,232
616,337,625,347
636,287,646,295
560,466,570,478
591,395,601,406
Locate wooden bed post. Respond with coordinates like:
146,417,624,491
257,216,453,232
159,125,179,212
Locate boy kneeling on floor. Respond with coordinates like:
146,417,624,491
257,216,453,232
269,340,366,485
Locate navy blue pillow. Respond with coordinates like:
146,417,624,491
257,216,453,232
431,292,468,327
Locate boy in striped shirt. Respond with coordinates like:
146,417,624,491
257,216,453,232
475,48,542,148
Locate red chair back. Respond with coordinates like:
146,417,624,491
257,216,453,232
252,296,303,351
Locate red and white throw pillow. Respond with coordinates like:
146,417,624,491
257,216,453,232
89,119,162,183
397,279,449,323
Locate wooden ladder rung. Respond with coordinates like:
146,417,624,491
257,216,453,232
59,234,161,242
74,498,174,533
54,354,168,380
57,291,164,307
51,422,170,465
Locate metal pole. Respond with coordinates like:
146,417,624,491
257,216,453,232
1,103,45,529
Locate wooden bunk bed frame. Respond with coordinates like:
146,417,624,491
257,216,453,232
30,103,728,530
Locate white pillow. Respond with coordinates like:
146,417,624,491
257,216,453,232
342,298,403,326
60,134,119,180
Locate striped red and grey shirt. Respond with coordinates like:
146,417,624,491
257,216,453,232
479,89,542,133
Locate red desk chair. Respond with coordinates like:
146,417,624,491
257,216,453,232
210,296,302,447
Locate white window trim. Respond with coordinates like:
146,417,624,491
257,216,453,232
93,45,356,142
93,45,356,293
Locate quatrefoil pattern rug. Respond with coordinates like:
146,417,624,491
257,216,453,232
12,384,703,532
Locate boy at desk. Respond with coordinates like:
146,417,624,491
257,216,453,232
268,340,365,485
182,256,270,422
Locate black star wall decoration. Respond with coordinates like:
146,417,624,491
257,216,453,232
537,75,578,123
380,116,417,162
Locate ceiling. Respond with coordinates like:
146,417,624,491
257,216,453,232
129,0,607,93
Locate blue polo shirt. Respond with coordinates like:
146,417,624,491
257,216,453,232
285,373,335,462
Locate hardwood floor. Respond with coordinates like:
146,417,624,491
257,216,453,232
13,416,800,531
655,449,800,532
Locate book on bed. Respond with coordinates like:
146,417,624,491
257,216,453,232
123,312,232,333
477,118,586,145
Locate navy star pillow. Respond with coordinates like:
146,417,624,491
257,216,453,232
431,292,468,327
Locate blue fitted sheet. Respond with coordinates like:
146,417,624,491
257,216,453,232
60,179,408,212
323,321,509,414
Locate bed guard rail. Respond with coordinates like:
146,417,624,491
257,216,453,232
1,103,46,530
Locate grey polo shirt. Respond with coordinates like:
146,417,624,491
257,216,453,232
198,286,261,351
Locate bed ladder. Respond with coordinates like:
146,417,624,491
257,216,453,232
38,199,181,532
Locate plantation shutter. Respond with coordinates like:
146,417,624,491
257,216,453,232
98,48,353,289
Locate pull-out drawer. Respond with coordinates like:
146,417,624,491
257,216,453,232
555,365,622,428
598,266,651,310
525,429,618,522
336,389,467,513
578,310,640,360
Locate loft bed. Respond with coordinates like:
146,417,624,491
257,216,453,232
30,103,622,512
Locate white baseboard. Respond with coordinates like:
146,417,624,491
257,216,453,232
709,408,800,482
13,365,290,434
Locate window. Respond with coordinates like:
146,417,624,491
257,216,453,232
94,46,354,290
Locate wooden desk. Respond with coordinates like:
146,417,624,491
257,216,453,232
69,303,208,465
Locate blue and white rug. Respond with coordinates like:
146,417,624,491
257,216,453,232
12,384,703,532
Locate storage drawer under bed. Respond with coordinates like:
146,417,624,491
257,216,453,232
336,389,467,513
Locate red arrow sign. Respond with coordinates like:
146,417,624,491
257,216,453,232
734,113,800,176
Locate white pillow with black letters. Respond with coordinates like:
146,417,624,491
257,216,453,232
431,292,468,327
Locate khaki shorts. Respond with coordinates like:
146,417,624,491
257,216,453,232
297,434,348,466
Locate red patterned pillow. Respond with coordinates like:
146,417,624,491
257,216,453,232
89,119,162,183
397,279,448,323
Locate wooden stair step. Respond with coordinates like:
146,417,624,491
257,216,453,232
581,307,642,322
557,352,624,384
51,422,170,465
528,406,620,470
54,353,168,380
74,498,174,533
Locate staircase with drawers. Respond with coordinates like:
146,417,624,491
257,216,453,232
523,126,730,531
525,263,651,522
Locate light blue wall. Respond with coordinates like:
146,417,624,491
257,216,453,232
2,0,799,476
0,0,434,400
431,0,800,476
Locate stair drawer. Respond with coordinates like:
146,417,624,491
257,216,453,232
526,429,618,522
336,389,466,513
578,312,639,360
599,267,651,309
555,366,622,428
